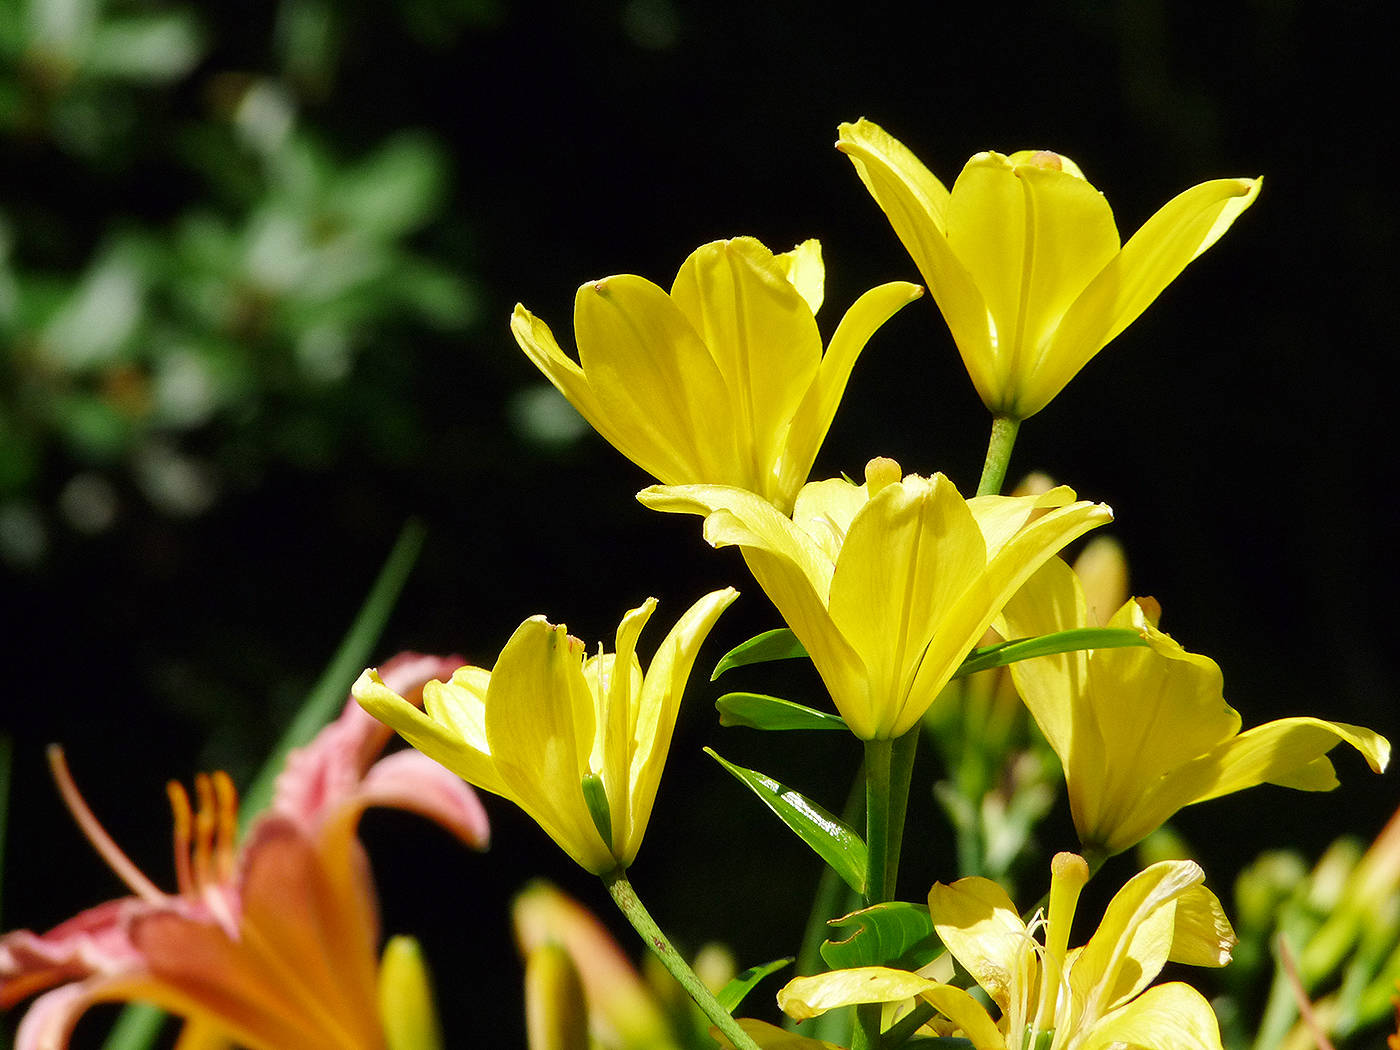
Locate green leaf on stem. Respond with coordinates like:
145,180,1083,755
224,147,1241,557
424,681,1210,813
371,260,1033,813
820,902,941,970
705,748,867,895
716,692,847,732
710,628,807,680
711,627,1145,687
952,627,1147,678
715,957,794,1013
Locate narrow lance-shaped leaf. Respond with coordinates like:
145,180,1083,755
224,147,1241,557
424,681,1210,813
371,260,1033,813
715,957,794,1013
819,902,941,970
952,627,1147,678
716,693,848,732
705,748,867,895
711,628,808,680
711,626,1146,684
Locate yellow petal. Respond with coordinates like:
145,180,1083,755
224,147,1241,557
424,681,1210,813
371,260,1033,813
997,557,1091,763
777,967,933,1020
510,304,612,438
622,587,738,865
354,669,511,800
901,494,1110,735
487,618,613,873
928,876,1027,1014
1070,860,1204,1020
1075,981,1225,1050
915,985,1007,1050
944,152,1119,416
827,474,987,738
575,274,740,485
1169,884,1237,968
836,120,991,385
638,483,869,730
668,238,822,488
1113,716,1392,854
773,238,826,315
775,280,922,508
1042,176,1261,413
598,599,656,857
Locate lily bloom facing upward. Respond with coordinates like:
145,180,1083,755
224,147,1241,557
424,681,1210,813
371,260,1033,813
776,853,1236,1050
999,557,1390,858
0,653,489,1050
512,236,921,514
640,459,1109,739
354,590,737,875
837,118,1260,420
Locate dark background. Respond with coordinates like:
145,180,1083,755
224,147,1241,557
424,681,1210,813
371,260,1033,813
3,1,1395,1045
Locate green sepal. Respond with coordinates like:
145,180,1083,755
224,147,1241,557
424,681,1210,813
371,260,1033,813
953,627,1147,678
716,692,848,732
710,628,807,680
819,902,941,970
705,748,867,895
581,772,614,848
715,957,794,1013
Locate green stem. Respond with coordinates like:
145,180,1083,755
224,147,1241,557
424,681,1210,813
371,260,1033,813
854,737,900,1050
885,727,919,896
976,415,1022,497
602,868,761,1050
863,738,896,906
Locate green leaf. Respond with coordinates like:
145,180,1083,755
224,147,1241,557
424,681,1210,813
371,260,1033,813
705,748,866,895
710,628,808,680
819,902,941,971
953,627,1146,678
715,957,794,1013
238,517,426,825
716,692,847,732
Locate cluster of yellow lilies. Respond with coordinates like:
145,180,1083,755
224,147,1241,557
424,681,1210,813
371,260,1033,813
354,118,1387,1050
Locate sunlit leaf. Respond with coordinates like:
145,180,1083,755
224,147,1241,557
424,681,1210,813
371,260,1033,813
716,692,847,732
819,902,940,970
710,628,807,680
952,627,1147,678
706,748,866,895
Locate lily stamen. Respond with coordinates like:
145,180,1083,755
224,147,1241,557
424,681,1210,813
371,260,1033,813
47,744,165,904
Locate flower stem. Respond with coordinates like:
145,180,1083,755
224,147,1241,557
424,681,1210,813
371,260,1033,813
976,415,1021,497
602,868,761,1050
853,733,910,1050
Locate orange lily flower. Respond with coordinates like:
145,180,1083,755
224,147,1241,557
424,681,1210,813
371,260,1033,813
0,653,489,1050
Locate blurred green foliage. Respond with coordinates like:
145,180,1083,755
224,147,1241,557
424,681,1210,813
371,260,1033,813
0,0,484,566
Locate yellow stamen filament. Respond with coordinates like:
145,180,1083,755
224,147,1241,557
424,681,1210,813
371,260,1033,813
47,745,166,903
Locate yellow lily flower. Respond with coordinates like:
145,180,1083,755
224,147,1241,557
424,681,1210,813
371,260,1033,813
998,556,1390,857
512,236,922,514
776,853,1236,1050
836,118,1261,420
639,459,1109,739
354,590,737,874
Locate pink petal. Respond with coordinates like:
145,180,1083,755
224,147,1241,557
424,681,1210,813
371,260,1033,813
1,900,146,1008
271,652,465,827
361,749,490,849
